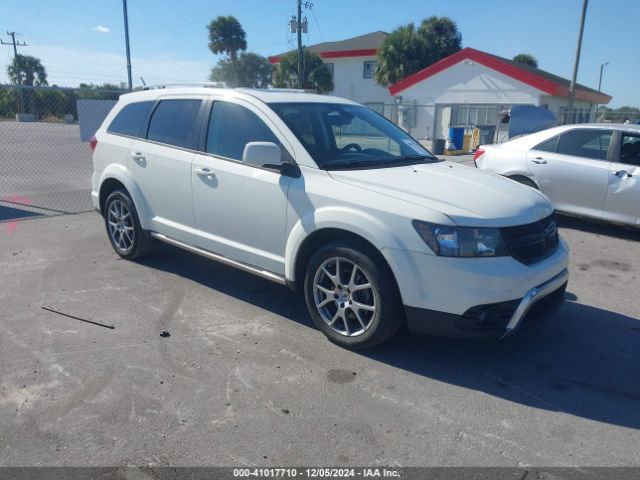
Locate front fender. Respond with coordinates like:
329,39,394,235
284,205,420,282
98,164,153,231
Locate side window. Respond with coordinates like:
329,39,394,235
206,101,279,161
556,129,612,160
107,101,154,137
147,99,202,149
619,133,640,167
533,136,558,153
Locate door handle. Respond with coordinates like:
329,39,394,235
613,170,632,178
531,157,547,164
130,152,146,161
195,167,216,179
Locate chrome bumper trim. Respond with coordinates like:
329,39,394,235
502,268,569,338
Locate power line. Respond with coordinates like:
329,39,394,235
310,8,323,42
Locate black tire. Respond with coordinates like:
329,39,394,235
303,240,404,349
508,175,539,189
103,189,153,260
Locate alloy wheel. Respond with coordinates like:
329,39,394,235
107,199,135,254
312,256,377,337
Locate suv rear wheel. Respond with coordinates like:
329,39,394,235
304,241,403,349
104,189,153,260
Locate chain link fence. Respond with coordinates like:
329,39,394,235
1,86,637,222
0,84,123,221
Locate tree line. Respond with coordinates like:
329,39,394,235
1,12,550,120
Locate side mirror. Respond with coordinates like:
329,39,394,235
242,141,282,168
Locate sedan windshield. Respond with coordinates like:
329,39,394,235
270,102,440,170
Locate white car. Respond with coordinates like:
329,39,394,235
475,124,640,227
91,86,568,349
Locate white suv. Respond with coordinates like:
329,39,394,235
91,86,569,349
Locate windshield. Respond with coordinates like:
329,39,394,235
269,102,440,170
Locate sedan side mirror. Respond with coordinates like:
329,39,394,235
242,141,282,168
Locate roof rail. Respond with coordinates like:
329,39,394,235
237,87,312,93
140,82,227,90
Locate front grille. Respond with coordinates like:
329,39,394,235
500,213,559,265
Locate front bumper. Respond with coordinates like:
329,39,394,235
405,269,568,338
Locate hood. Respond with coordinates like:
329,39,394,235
328,161,553,227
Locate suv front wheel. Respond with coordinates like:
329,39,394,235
304,241,403,349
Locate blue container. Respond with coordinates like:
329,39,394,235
448,127,465,150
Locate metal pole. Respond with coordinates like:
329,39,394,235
567,0,588,121
2,31,28,114
122,0,133,91
598,62,608,92
8,31,18,57
297,0,303,89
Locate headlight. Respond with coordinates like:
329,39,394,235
412,220,509,257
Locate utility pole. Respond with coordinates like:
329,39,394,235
297,0,303,89
122,0,133,91
1,31,29,114
1,31,28,58
598,61,609,92
567,0,588,121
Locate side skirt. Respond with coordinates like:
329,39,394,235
150,232,287,285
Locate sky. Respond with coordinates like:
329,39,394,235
1,0,637,107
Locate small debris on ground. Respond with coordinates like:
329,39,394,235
160,330,171,338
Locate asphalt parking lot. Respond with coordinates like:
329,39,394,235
1,205,639,467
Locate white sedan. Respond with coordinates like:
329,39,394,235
475,124,640,228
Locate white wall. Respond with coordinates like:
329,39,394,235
539,95,594,121
397,60,543,140
326,56,392,105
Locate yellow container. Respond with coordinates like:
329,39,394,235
462,134,472,153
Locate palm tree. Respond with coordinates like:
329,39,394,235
374,17,462,87
7,54,48,115
7,54,48,86
207,16,247,67
273,50,334,94
512,54,538,68
374,23,427,86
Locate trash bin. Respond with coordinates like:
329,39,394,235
448,127,465,150
434,138,446,155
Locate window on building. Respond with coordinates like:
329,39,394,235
325,62,334,80
363,61,377,79
147,99,202,148
206,101,279,161
107,101,155,138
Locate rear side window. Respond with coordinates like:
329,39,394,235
206,101,278,161
147,99,202,149
556,129,612,160
107,101,154,137
533,136,558,153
